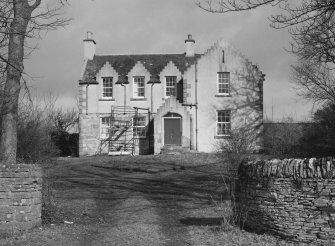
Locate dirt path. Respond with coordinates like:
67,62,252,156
59,155,224,246
1,155,226,246
90,194,167,246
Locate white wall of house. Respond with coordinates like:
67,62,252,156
78,37,264,156
195,40,263,152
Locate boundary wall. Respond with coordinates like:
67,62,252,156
236,158,335,244
0,164,42,235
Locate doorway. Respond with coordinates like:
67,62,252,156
164,118,182,145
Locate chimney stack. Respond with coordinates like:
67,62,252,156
185,34,195,57
83,31,96,60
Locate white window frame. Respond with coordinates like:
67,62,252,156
133,115,146,138
217,72,230,95
133,76,145,98
216,110,231,136
102,77,113,99
100,117,112,139
165,76,177,98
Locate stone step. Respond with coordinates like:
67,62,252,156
160,145,192,155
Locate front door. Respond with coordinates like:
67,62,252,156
164,118,181,145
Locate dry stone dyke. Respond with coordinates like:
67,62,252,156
236,157,335,245
0,164,42,235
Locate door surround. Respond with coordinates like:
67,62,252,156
153,96,192,154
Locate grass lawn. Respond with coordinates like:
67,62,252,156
0,153,300,246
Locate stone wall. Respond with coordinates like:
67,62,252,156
236,158,335,244
79,114,100,156
0,164,42,235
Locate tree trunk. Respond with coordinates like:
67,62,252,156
0,1,33,163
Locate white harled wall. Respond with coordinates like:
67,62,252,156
79,39,263,156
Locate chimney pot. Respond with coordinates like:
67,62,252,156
87,31,93,40
84,31,96,60
185,34,195,57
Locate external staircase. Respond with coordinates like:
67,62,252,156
95,106,151,156
108,118,134,155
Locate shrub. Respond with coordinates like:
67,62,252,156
16,99,60,162
14,95,78,162
263,118,306,158
215,125,258,172
264,106,335,158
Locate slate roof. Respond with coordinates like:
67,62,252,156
80,54,202,84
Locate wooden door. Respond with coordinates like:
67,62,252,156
164,118,181,145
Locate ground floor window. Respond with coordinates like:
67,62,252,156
100,117,112,139
217,110,231,136
133,115,146,138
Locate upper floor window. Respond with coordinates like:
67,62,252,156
222,50,225,63
217,110,231,136
165,76,177,97
133,76,145,98
100,117,111,139
217,72,230,95
133,116,146,138
102,77,113,98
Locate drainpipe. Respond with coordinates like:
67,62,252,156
147,75,161,154
86,84,89,115
190,118,192,150
195,61,198,151
116,75,129,115
182,103,197,150
121,84,126,114
150,84,154,114
147,75,161,116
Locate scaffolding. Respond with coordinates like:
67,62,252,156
96,106,151,156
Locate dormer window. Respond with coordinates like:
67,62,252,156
165,76,177,97
217,72,230,95
133,76,145,98
222,50,225,63
102,77,113,98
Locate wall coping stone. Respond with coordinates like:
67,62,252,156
239,157,335,180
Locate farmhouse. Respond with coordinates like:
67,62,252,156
78,32,264,156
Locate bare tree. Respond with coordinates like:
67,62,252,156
0,0,69,164
292,61,335,104
197,1,335,64
51,107,78,133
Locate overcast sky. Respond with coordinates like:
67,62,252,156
24,0,314,122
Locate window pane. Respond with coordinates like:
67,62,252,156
133,116,146,137
134,77,145,97
217,110,231,135
102,77,113,98
100,117,111,138
166,76,177,97
218,73,230,94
